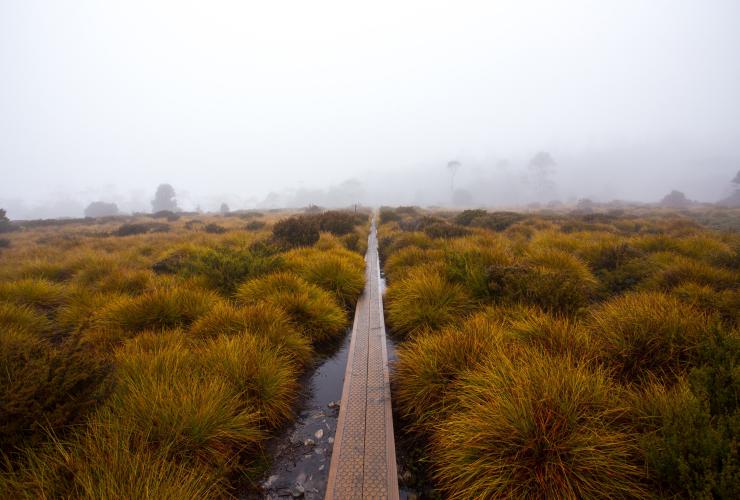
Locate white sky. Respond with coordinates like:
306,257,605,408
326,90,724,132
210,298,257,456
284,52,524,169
1,0,739,215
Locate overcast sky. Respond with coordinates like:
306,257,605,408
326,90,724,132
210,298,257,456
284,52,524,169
1,1,739,216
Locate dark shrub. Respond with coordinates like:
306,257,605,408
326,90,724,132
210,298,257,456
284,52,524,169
84,201,119,218
150,210,180,221
114,223,170,236
423,222,471,239
153,246,283,295
317,211,365,235
471,211,526,231
396,206,419,215
455,209,487,226
204,223,226,234
633,328,739,498
0,332,113,451
379,207,401,224
0,208,14,233
0,238,9,248
244,220,266,230
272,215,320,248
184,219,203,230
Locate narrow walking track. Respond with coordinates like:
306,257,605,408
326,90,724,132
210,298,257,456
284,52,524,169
325,219,399,500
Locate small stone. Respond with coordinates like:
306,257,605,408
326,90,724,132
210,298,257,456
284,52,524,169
263,474,279,488
327,400,340,409
318,464,325,471
314,429,324,439
303,438,315,447
328,437,334,444
291,483,305,497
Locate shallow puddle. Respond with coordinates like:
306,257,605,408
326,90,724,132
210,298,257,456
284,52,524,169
255,332,351,499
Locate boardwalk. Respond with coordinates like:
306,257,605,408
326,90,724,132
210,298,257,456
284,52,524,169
325,220,399,500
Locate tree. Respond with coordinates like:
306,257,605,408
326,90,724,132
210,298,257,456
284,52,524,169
528,151,557,198
151,184,178,212
84,201,119,218
0,208,12,233
733,170,740,185
220,203,230,214
447,160,461,194
660,190,692,208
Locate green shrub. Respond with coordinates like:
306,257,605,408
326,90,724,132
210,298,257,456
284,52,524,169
470,211,526,231
172,246,283,296
204,223,226,234
0,330,112,451
433,350,645,499
454,209,487,226
115,222,170,236
385,267,474,337
423,222,470,239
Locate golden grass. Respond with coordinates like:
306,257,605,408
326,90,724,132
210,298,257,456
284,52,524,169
433,349,645,499
200,333,299,428
283,247,365,307
385,267,474,337
0,422,228,499
97,285,221,332
588,291,712,383
0,278,68,310
235,272,348,343
190,301,313,367
392,312,505,430
0,302,53,335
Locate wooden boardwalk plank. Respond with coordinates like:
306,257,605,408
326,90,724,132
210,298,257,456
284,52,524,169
325,220,399,500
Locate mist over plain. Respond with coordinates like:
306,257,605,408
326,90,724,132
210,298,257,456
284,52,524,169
1,1,739,218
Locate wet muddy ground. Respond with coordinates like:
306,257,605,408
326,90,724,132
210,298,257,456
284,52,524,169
255,333,351,499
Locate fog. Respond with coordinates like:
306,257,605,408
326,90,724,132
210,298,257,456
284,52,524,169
1,1,739,218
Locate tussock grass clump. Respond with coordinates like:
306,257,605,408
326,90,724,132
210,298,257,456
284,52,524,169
672,282,740,326
0,302,52,335
642,252,739,291
284,248,365,307
487,247,597,315
385,267,474,337
588,291,711,382
384,246,444,283
519,247,598,314
392,312,505,430
506,309,593,360
235,272,348,342
98,285,221,333
190,302,313,367
0,422,227,500
200,333,298,428
111,339,263,468
433,350,645,499
442,236,514,299
0,278,68,310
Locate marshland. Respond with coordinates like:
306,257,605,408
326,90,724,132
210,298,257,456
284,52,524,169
2,1,740,498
